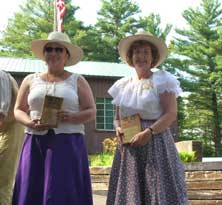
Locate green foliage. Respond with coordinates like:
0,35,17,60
88,137,115,167
171,0,222,156
88,137,117,166
89,153,114,166
80,0,141,62
179,151,197,163
0,0,83,58
137,13,172,41
102,137,117,154
202,144,216,157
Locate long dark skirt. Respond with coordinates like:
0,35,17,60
12,130,93,205
106,121,188,205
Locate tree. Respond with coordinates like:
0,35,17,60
172,0,222,156
0,0,83,57
138,13,172,41
85,0,141,62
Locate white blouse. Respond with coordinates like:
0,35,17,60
0,70,12,117
26,73,85,135
108,70,182,120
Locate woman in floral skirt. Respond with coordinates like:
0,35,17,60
106,31,188,205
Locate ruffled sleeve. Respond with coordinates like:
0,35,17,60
154,70,182,97
0,70,12,117
108,77,131,106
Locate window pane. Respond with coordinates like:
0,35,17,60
105,110,114,116
105,104,114,110
96,124,104,129
105,98,112,103
96,97,115,130
96,117,104,123
96,98,104,103
105,124,113,130
97,110,104,116
106,117,114,123
96,104,104,110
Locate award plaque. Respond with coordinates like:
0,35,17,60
40,95,63,128
120,114,141,144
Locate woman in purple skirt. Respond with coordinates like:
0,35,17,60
13,32,96,205
106,31,188,205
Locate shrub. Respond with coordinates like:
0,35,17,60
102,137,117,154
202,144,215,157
179,151,197,163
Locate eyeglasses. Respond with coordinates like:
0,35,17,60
44,47,64,53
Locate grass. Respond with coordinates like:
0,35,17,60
89,151,197,167
89,153,114,166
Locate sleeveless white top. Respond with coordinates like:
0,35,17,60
108,70,182,119
26,73,85,135
0,70,12,117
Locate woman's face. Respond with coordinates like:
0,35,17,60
44,42,69,68
132,43,153,71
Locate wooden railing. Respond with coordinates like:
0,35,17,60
90,162,222,205
185,162,222,205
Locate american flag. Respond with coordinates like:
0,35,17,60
56,0,66,31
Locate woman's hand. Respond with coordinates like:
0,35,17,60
130,129,152,147
116,126,124,144
27,119,54,131
57,110,76,123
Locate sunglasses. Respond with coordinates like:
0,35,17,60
44,47,64,53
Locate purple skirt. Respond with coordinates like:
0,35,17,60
12,130,93,205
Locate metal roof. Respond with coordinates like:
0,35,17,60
0,57,136,77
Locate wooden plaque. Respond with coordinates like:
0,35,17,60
40,95,63,128
120,114,141,144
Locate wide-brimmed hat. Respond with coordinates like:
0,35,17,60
31,31,83,66
118,31,168,68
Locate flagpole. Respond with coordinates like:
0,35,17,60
54,0,57,31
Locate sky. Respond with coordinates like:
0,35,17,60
1,0,203,38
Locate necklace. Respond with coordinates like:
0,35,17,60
45,73,56,96
45,70,66,96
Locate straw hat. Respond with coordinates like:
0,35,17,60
31,32,83,66
118,31,168,68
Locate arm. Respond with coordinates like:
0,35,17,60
14,74,36,128
2,75,19,125
0,71,12,117
131,91,177,146
147,91,177,134
113,106,120,128
113,106,124,144
0,74,19,131
14,74,45,130
58,75,96,124
15,74,55,131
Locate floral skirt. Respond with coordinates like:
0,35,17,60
12,130,93,205
106,121,188,205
